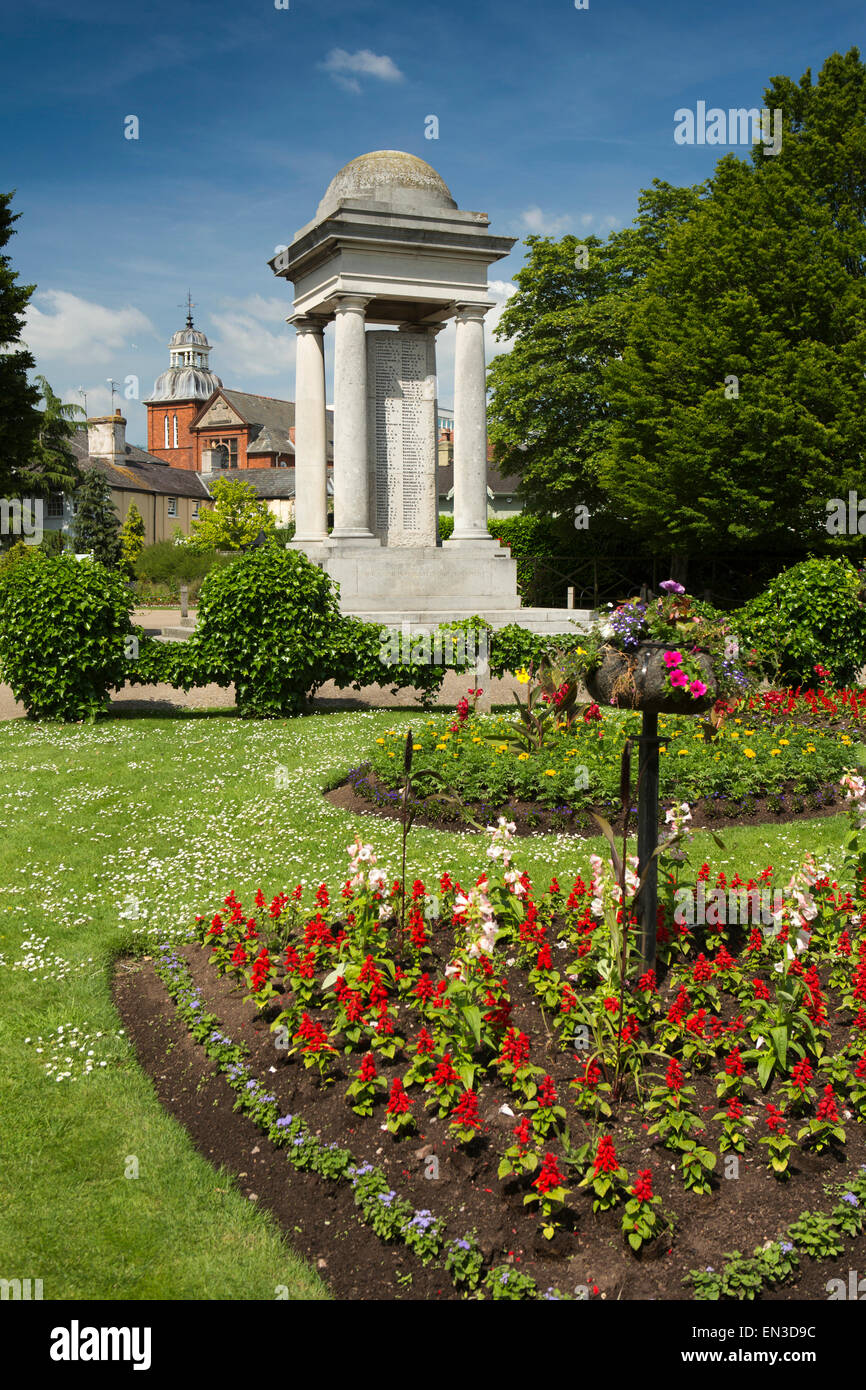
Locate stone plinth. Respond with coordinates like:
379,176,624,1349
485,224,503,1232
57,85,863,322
317,543,518,614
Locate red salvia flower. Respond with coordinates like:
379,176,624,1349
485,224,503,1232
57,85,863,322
451,1090,480,1129
592,1134,619,1175
537,1074,558,1108
533,1153,566,1194
724,1047,745,1078
536,942,553,971
432,1054,459,1087
513,1116,532,1148
386,1077,412,1115
816,1084,839,1122
665,1057,685,1092
357,1052,378,1082
631,1169,653,1202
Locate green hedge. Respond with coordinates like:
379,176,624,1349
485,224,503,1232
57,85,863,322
733,557,866,686
0,552,134,720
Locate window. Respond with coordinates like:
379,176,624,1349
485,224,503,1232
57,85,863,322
164,414,169,448
192,502,199,517
47,492,64,518
167,497,177,517
173,414,178,448
207,437,237,468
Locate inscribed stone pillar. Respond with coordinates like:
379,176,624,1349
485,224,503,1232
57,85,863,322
449,303,492,544
332,295,375,540
291,315,328,543
366,328,438,546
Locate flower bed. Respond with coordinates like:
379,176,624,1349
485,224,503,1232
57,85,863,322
353,704,855,829
172,789,866,1299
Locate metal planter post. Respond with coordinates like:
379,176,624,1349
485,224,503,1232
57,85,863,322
635,709,666,974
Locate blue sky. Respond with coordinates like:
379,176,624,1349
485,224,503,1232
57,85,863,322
2,0,863,440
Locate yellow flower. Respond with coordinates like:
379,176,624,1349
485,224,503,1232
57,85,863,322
743,729,754,736
841,735,853,745
376,738,385,745
734,718,742,724
544,769,557,777
497,743,508,752
730,731,740,739
778,738,789,746
518,752,530,761
436,743,447,751
413,745,422,751
805,744,816,753
472,736,482,744
388,751,395,758
516,667,530,684
744,747,756,758
677,748,688,756
769,748,781,756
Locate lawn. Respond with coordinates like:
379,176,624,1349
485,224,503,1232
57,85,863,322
0,705,855,1299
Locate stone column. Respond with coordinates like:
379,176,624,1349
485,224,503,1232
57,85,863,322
290,315,328,543
332,294,376,541
448,303,493,545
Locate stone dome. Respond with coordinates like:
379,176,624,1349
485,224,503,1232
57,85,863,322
316,150,457,219
146,314,221,403
148,365,222,403
169,327,211,348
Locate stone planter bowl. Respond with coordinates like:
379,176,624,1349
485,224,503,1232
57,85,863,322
585,642,717,715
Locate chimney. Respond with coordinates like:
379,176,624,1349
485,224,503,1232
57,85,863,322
87,408,126,462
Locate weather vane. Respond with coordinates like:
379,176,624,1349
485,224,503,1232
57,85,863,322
179,290,195,328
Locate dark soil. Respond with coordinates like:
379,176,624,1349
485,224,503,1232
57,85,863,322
325,768,844,840
115,940,866,1302
113,958,449,1300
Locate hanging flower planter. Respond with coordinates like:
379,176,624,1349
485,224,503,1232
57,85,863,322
585,641,718,715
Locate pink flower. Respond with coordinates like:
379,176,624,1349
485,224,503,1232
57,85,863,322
669,669,688,688
690,680,708,698
660,580,685,594
663,650,683,669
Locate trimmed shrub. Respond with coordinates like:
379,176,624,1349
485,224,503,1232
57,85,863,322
733,557,866,687
0,552,134,720
189,547,349,717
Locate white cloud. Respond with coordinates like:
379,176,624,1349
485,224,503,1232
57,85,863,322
62,384,113,418
217,293,290,325
321,48,405,94
21,291,155,368
209,306,295,378
519,205,570,236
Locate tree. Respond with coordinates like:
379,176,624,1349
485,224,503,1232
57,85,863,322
20,377,85,498
71,468,123,569
486,181,705,534
120,501,146,576
187,476,277,551
0,191,41,495
600,49,866,580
